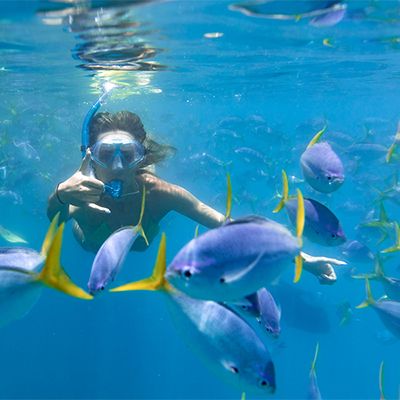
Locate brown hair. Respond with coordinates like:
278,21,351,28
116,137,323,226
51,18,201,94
89,111,176,167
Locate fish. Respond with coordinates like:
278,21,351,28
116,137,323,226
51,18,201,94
270,281,332,334
0,216,92,327
353,255,400,301
308,343,322,400
379,361,385,400
386,121,400,163
229,288,281,338
88,188,148,295
111,234,276,395
357,279,400,338
165,191,304,302
310,2,347,27
300,128,344,193
0,224,28,244
341,240,374,264
274,170,346,246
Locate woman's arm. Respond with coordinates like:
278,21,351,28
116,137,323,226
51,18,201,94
158,181,226,228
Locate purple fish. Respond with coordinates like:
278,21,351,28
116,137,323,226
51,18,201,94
285,198,345,246
357,279,400,338
230,288,281,338
166,216,301,302
88,227,139,295
300,142,344,193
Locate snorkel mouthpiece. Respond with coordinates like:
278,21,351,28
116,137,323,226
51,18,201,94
104,180,123,199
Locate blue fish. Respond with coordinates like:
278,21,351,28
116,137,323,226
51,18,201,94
165,199,304,302
357,279,400,338
88,188,148,295
0,217,92,327
310,2,347,27
111,235,276,395
353,256,400,301
308,343,322,400
300,128,344,193
341,240,374,264
274,170,346,246
230,288,281,338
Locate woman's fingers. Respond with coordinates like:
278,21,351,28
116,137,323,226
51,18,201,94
87,203,111,214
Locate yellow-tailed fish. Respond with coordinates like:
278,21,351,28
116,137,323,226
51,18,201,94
308,343,322,400
165,189,304,300
301,128,345,193
381,222,400,254
274,170,346,247
357,278,400,338
111,234,276,395
0,217,91,327
379,361,385,400
88,186,148,295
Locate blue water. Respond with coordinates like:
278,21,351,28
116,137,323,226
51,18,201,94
1,0,400,398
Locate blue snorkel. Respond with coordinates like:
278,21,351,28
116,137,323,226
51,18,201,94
81,83,123,199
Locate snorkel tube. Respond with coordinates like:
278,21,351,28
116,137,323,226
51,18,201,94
81,83,123,199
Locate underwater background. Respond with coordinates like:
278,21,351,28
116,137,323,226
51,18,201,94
1,0,400,398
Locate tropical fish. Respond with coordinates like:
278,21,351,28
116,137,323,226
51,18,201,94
381,222,400,253
386,121,400,163
308,343,322,400
341,240,374,264
300,128,344,193
353,255,400,301
0,217,92,327
0,224,27,244
274,170,346,246
165,190,304,302
270,281,332,334
357,279,400,338
88,188,148,295
310,2,347,27
111,235,276,395
229,288,281,338
379,361,385,400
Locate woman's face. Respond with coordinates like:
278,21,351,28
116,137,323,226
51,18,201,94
90,130,145,182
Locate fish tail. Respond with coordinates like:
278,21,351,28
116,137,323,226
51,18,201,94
382,222,400,253
136,185,149,246
194,224,200,238
38,223,93,300
374,254,385,278
306,125,327,149
356,278,375,308
386,143,396,163
40,212,60,257
310,342,319,375
293,189,304,283
111,233,168,293
273,170,289,213
379,361,385,400
225,172,232,221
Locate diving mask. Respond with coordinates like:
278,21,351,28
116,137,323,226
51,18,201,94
90,136,145,170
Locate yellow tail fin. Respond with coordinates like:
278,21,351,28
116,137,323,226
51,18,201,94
225,173,232,221
273,170,289,213
111,233,169,293
38,224,92,300
135,185,149,246
381,222,400,253
40,213,60,257
310,342,319,375
293,189,304,283
356,278,375,309
306,126,327,149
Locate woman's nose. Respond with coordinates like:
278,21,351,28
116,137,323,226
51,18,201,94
112,154,124,170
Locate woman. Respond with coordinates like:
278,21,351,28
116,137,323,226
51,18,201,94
47,111,225,252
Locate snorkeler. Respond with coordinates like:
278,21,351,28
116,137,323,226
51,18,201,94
47,109,225,252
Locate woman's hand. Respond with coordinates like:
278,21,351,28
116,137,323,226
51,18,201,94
301,251,347,285
57,150,111,214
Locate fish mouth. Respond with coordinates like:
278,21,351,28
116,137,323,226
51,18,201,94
328,176,344,185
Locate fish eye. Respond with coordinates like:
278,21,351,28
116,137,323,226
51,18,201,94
241,305,248,310
331,233,337,238
266,327,273,333
327,176,332,180
183,269,192,279
230,366,239,374
219,277,226,284
259,379,269,387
